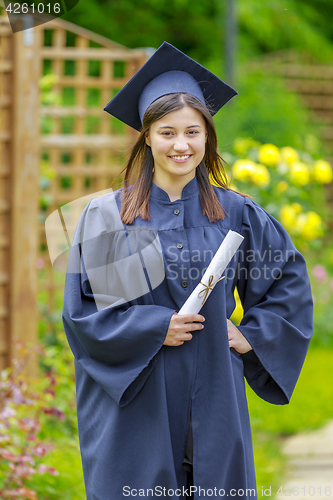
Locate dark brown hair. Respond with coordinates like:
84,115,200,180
120,93,235,225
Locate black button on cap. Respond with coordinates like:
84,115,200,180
181,281,188,288
174,208,180,215
177,243,183,249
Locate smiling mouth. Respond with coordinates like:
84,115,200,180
169,155,192,161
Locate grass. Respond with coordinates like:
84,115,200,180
248,346,333,493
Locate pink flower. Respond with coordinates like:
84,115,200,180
312,264,327,282
0,449,17,462
33,443,54,457
330,279,333,292
43,407,65,421
1,407,16,419
38,464,59,476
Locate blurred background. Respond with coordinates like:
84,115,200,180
0,0,333,497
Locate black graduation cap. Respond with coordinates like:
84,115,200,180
103,42,238,131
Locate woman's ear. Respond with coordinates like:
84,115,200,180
205,131,208,143
145,132,151,147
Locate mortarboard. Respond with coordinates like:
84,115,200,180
103,42,238,131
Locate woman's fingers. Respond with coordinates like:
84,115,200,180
163,312,205,346
227,318,252,354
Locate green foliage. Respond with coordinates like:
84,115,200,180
306,255,333,349
39,338,78,438
214,69,320,152
60,0,222,62
238,0,333,62
27,438,85,500
60,0,333,65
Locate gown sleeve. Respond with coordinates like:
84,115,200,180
62,198,175,407
236,198,313,405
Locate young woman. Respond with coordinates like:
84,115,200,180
62,42,313,500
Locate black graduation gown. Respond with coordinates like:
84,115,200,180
62,177,313,499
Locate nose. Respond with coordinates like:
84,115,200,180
173,135,189,152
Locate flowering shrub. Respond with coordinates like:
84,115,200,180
225,139,333,327
223,139,333,251
0,342,65,499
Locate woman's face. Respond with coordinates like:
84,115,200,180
145,106,207,187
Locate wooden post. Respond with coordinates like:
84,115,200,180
10,22,41,376
0,17,13,371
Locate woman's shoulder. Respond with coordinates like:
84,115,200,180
213,185,247,223
89,187,122,208
81,187,124,233
214,186,277,221
212,186,282,234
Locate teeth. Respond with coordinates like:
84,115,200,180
171,155,191,160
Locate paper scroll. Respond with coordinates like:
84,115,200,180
178,230,244,315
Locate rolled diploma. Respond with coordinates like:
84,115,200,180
178,230,244,315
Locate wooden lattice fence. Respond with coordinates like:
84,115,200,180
249,50,333,159
0,10,146,373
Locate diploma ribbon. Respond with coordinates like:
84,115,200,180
198,275,225,306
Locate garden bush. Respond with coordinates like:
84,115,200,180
0,343,63,499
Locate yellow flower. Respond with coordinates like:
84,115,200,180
230,288,243,325
258,144,281,166
312,160,333,184
291,202,302,214
233,138,260,155
277,180,289,192
295,211,323,240
289,162,310,186
279,205,297,230
280,147,299,165
232,159,255,181
250,163,270,187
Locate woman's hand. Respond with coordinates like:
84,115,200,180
227,319,252,354
164,312,205,347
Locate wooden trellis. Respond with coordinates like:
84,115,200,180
36,16,146,339
249,50,333,159
0,10,146,373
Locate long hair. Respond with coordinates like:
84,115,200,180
120,93,235,225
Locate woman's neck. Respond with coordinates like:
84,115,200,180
152,173,195,202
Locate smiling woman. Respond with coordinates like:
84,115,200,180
145,106,207,201
119,91,232,225
62,42,313,500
